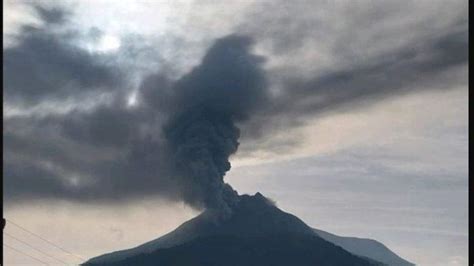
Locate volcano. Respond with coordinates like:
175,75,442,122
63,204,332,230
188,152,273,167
85,193,413,266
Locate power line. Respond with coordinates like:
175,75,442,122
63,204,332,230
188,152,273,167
4,243,49,265
5,231,70,265
5,218,85,262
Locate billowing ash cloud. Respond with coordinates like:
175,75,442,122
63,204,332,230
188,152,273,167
4,19,268,215
161,35,267,214
3,2,468,211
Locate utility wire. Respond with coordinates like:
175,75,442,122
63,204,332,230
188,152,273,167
5,218,85,262
5,231,70,265
4,242,49,265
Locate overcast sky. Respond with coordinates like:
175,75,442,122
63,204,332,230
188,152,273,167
3,1,468,265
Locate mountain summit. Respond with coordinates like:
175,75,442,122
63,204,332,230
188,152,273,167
85,193,413,266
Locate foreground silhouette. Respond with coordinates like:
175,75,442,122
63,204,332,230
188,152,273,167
86,193,413,266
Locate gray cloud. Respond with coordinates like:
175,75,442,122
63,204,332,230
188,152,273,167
281,26,467,113
3,5,124,106
4,32,268,212
3,1,468,209
239,16,468,145
34,4,71,25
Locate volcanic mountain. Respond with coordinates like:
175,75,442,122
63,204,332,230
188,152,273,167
85,193,413,266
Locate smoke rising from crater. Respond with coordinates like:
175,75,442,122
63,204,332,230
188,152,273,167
161,35,267,214
4,24,269,216
3,2,467,213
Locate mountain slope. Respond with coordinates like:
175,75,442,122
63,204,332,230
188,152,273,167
85,193,412,266
89,234,382,266
86,193,315,264
313,229,414,266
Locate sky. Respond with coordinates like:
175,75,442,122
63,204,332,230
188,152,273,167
3,0,468,265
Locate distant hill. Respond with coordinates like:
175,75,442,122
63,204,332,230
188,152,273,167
313,229,414,266
85,193,413,266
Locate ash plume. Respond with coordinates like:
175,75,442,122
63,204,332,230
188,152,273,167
161,35,267,216
4,3,467,214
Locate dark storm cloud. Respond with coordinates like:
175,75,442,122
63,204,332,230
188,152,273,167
4,107,177,203
61,107,139,147
281,27,467,114
3,1,468,207
3,5,123,106
239,19,468,143
34,4,71,25
4,33,267,212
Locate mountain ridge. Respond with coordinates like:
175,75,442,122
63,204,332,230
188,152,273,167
85,193,413,266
